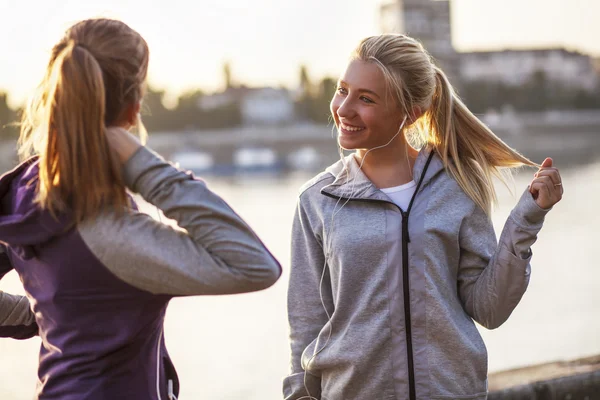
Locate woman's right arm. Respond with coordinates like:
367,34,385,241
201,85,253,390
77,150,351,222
283,197,331,400
0,291,38,339
78,133,281,296
0,244,38,339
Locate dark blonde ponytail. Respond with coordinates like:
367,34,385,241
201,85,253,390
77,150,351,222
18,18,148,223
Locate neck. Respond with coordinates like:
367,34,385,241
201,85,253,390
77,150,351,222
355,139,418,189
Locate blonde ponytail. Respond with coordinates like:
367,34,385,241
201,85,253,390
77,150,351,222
426,68,536,214
353,34,537,215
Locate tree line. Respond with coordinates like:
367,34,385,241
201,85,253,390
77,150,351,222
1,67,599,139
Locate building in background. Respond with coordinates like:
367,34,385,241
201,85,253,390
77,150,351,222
461,49,598,90
240,87,295,126
380,0,461,86
379,0,598,95
198,86,295,126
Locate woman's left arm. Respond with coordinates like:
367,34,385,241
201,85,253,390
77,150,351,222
458,158,563,329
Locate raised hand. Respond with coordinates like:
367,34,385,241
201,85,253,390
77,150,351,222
105,126,143,164
529,157,563,209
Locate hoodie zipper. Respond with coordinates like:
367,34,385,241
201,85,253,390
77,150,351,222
156,329,178,400
321,151,434,400
156,329,163,400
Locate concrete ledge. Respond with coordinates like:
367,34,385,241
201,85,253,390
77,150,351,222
489,355,600,399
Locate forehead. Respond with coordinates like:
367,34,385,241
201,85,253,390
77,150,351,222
339,59,387,95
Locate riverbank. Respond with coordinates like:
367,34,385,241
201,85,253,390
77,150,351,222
489,354,600,398
2,128,599,175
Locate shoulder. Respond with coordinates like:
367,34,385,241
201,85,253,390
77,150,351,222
298,155,349,200
293,170,336,229
426,165,479,217
298,170,335,200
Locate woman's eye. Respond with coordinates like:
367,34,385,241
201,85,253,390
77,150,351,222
361,96,374,104
336,87,347,94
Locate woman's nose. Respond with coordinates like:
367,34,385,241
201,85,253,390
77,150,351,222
336,97,355,119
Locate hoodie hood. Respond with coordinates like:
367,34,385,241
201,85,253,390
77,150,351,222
0,158,71,259
321,146,445,201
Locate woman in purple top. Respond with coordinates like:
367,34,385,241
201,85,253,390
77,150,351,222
0,18,281,400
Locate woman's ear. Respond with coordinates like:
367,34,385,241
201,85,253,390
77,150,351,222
409,106,423,123
127,102,141,127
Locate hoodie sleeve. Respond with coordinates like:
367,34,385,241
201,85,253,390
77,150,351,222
0,243,12,280
0,291,38,339
457,189,550,329
78,146,281,296
283,197,331,400
0,245,38,339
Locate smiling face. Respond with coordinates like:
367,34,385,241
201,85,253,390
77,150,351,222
330,59,405,152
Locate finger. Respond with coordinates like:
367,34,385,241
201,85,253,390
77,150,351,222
540,157,553,168
535,166,559,174
533,175,557,193
534,169,562,185
530,181,545,201
530,176,552,197
532,176,562,202
533,176,556,199
530,180,552,206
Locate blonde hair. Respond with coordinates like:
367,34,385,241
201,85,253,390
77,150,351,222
352,34,536,214
19,18,149,223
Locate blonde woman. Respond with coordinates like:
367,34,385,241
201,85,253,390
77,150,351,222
284,34,563,400
0,18,281,399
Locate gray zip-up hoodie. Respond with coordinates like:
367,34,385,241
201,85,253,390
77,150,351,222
284,148,549,400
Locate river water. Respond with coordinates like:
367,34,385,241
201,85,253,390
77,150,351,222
0,159,598,399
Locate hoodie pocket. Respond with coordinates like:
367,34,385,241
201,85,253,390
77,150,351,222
429,324,489,398
301,337,322,376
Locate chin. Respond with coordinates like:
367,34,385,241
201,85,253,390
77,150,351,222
338,137,361,151
337,132,369,151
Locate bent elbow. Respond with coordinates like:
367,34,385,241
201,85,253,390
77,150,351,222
233,255,282,293
479,318,505,330
475,311,511,330
252,257,282,291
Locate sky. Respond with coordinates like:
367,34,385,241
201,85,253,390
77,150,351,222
0,0,597,108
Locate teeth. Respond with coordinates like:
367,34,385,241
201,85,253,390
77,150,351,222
341,123,364,132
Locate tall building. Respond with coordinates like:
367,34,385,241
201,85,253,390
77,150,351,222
380,0,461,86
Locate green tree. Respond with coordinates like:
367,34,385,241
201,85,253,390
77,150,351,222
175,89,205,130
294,65,314,120
174,89,242,130
223,62,233,90
142,86,172,132
299,65,312,97
308,77,336,123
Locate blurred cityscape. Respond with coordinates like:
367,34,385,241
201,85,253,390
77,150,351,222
1,0,599,175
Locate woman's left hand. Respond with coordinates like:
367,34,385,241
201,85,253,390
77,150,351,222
529,157,563,209
106,126,143,164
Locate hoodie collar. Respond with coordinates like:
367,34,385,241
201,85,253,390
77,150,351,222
320,146,445,202
0,157,71,259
